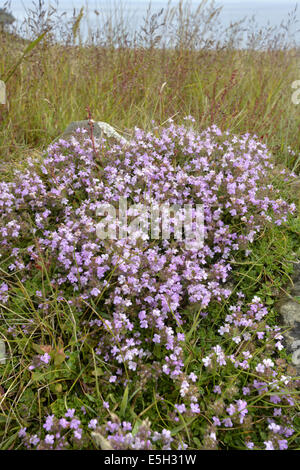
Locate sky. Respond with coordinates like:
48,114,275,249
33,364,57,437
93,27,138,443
4,0,300,13
218,0,298,2
5,0,300,38
1,0,299,48
6,0,300,7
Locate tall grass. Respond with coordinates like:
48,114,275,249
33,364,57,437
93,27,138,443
0,0,300,169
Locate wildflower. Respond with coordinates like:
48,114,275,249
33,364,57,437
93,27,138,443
88,419,98,430
74,429,82,440
246,441,254,449
29,435,40,446
59,418,69,429
255,363,265,373
40,353,51,364
226,404,236,416
44,434,55,445
175,404,186,414
263,359,274,368
264,440,275,450
18,427,27,438
223,418,233,428
91,287,100,296
65,408,75,418
70,418,81,430
190,403,200,414
203,356,212,367
43,415,54,432
212,416,221,426
189,372,197,382
278,440,288,450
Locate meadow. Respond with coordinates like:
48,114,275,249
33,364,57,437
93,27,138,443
1,0,300,450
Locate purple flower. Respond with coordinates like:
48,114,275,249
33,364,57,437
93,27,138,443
264,440,275,450
74,429,82,440
88,419,98,429
43,415,54,432
190,403,200,414
59,418,69,429
246,441,254,449
175,404,186,414
29,435,40,446
212,416,221,426
223,418,233,428
278,439,288,450
226,404,236,416
44,434,55,445
189,372,197,382
65,408,75,418
255,363,265,373
70,418,81,430
18,427,27,438
40,353,51,364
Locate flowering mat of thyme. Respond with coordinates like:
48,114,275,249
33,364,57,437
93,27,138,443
1,120,300,450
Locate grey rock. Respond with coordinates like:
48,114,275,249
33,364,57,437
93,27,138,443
0,80,5,105
279,300,300,327
291,340,300,366
61,120,103,139
278,262,300,372
58,120,128,145
290,263,300,297
0,339,6,364
0,8,15,26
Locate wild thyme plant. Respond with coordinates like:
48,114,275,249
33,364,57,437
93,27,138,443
1,121,300,449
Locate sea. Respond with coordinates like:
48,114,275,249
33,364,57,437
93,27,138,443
5,0,300,47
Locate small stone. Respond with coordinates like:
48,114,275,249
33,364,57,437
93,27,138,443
292,348,300,366
0,80,5,105
61,120,102,139
58,120,128,145
0,340,6,364
279,300,300,327
278,262,300,372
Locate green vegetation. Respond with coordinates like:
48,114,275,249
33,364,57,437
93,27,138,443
1,0,300,451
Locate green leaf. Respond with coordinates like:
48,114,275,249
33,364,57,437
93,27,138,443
120,385,129,418
131,419,142,437
53,349,66,366
31,343,45,354
85,393,96,403
0,432,18,450
91,367,104,377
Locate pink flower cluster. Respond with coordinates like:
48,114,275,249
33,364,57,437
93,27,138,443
0,121,298,449
19,409,83,450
